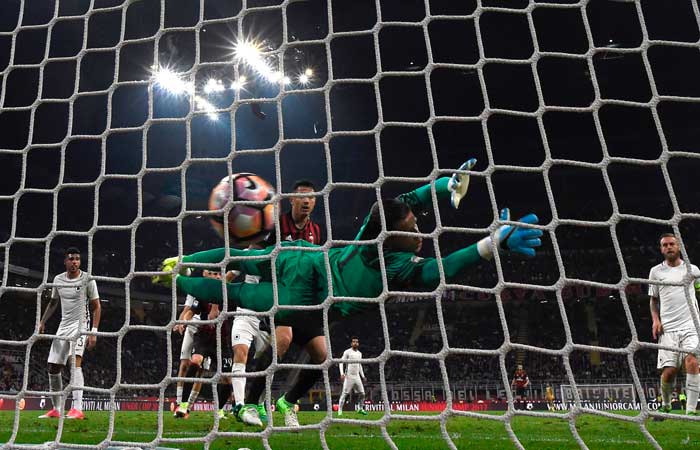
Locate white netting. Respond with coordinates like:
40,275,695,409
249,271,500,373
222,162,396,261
2,0,700,449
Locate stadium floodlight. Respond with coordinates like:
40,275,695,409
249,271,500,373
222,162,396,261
203,79,225,94
230,80,245,90
234,40,262,63
153,67,193,95
235,39,280,83
298,74,310,85
266,71,283,83
304,68,313,77
194,95,219,121
283,76,292,85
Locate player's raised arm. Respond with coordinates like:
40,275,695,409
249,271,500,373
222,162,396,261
413,208,542,290
397,159,476,212
353,159,476,241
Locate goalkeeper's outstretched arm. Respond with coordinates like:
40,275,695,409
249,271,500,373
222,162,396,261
415,209,543,290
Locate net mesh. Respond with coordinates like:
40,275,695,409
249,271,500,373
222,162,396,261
1,0,700,449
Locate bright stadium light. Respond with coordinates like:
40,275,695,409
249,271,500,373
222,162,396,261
194,95,219,121
234,40,261,62
304,68,313,77
283,76,292,85
299,74,309,85
204,78,225,94
266,71,282,83
230,80,244,90
153,67,193,95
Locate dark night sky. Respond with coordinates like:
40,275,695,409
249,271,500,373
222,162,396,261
1,0,700,280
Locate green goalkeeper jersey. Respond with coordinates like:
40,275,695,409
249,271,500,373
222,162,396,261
176,177,482,318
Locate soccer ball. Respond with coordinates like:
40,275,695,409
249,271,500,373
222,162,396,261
208,173,276,246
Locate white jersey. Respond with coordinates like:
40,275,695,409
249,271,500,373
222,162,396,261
339,348,364,378
51,271,99,332
648,260,700,332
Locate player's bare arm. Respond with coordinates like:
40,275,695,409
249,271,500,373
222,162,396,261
88,297,101,350
176,307,195,335
339,354,346,382
208,303,220,320
39,295,59,334
650,295,663,340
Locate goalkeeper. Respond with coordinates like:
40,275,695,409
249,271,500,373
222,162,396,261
154,158,542,317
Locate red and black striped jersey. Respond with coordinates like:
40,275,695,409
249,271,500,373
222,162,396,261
279,212,322,245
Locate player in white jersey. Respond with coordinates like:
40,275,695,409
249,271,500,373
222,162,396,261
337,337,367,416
173,293,202,410
219,271,270,426
38,247,101,420
648,233,700,416
228,272,266,426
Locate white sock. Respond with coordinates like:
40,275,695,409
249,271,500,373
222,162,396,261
338,393,346,412
187,388,200,405
231,363,246,406
661,378,674,407
48,373,63,411
358,393,365,409
176,384,184,404
686,373,700,413
72,367,84,411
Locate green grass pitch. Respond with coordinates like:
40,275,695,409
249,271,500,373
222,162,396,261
1,410,699,449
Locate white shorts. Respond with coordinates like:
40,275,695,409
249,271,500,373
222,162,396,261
231,313,260,349
48,325,87,365
342,375,365,395
658,329,699,369
180,327,196,361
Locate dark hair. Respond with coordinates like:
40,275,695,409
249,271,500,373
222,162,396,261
292,179,316,191
351,336,359,341
360,198,411,241
64,247,81,257
659,233,677,242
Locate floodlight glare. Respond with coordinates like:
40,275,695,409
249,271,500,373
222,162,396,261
153,67,192,95
204,78,225,94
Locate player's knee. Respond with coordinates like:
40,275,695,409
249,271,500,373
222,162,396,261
661,367,678,382
305,337,327,363
48,363,62,375
686,355,699,373
191,354,204,366
276,334,292,356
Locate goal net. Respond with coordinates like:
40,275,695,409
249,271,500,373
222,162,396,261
2,0,700,449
